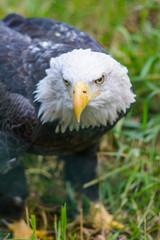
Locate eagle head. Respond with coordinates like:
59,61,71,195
34,49,135,133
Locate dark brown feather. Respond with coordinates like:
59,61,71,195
0,14,128,222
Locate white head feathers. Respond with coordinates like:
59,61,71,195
34,49,135,133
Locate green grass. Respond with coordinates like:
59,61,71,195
0,0,160,239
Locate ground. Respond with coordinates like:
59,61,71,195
0,0,160,239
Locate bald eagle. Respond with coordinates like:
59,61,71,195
0,13,135,238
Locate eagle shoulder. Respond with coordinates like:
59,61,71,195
0,84,38,142
3,13,106,53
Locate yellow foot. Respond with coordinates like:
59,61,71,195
8,219,54,239
86,202,124,230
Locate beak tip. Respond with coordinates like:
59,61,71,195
76,116,80,123
73,81,90,124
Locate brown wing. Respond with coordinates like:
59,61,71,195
0,13,108,172
3,13,106,53
0,83,38,173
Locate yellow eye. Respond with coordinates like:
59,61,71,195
95,75,105,85
63,78,70,87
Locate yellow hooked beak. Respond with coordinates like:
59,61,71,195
72,81,101,122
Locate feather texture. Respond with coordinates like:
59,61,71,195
0,13,136,171
0,14,135,223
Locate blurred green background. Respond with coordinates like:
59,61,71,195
0,0,160,239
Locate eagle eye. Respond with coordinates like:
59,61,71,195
95,75,105,85
63,78,70,87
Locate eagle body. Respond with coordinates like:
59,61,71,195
0,14,135,224
0,15,104,161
